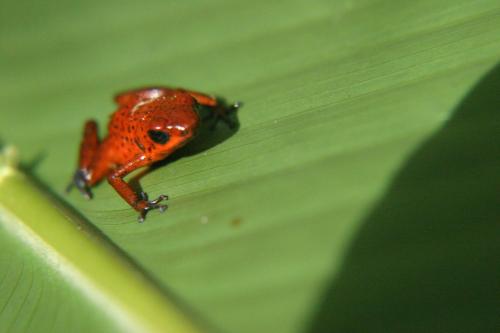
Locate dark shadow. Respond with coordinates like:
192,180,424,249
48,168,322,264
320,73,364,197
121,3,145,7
130,101,241,192
19,151,47,173
308,64,500,333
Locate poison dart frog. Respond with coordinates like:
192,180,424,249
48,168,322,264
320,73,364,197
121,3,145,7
68,87,240,222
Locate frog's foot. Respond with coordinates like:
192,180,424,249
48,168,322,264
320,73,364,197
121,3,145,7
66,169,93,200
136,192,169,223
205,100,242,130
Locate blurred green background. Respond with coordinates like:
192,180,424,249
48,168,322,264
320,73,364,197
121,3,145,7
0,0,499,332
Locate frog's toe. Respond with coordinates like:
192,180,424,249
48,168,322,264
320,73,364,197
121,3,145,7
136,194,169,223
80,188,92,200
139,191,149,201
149,194,169,205
67,169,93,200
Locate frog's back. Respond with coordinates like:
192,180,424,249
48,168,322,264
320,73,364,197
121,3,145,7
107,87,196,136
100,87,200,166
114,87,195,109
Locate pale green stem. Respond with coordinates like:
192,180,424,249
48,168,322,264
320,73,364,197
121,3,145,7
0,146,203,333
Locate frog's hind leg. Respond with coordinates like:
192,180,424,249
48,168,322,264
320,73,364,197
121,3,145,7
67,120,100,199
78,120,100,169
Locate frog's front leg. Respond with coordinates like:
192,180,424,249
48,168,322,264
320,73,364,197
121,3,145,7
107,157,168,223
207,99,241,129
67,120,100,199
181,89,242,129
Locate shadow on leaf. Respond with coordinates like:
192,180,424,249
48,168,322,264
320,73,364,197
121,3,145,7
307,64,500,333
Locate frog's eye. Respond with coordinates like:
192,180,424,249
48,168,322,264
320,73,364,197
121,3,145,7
147,130,170,144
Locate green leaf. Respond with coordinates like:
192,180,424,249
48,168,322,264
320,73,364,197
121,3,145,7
0,0,499,332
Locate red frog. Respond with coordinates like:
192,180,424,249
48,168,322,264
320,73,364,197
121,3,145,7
68,87,240,222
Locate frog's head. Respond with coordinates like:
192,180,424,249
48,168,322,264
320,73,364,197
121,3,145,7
145,106,200,158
